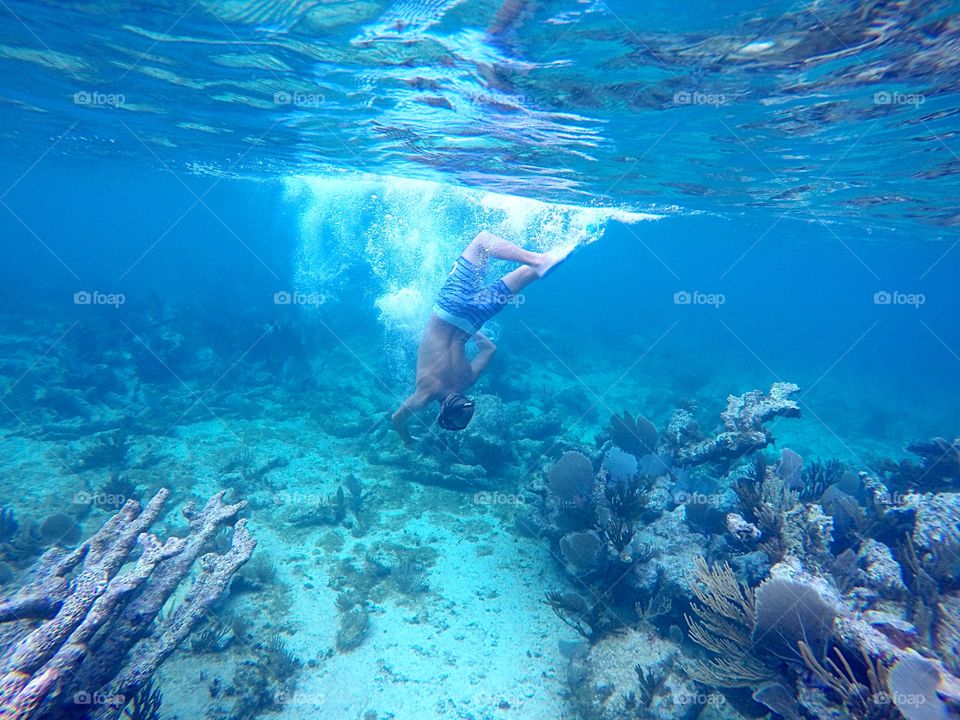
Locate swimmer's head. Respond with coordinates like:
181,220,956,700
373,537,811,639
437,393,475,431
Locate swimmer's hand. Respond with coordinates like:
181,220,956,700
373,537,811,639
391,409,421,447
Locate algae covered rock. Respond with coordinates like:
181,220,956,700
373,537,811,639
630,506,706,597
567,627,702,720
460,393,512,471
336,605,370,652
912,492,960,582
857,539,908,600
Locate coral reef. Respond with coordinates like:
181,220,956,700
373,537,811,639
0,489,255,719
567,627,700,720
676,383,801,467
532,382,960,720
685,557,775,687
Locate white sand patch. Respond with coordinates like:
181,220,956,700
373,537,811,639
102,417,577,720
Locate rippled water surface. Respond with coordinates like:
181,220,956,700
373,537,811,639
3,0,960,227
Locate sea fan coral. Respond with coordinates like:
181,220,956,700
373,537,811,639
753,576,836,665
602,447,637,487
560,531,606,575
608,411,658,457
548,451,595,505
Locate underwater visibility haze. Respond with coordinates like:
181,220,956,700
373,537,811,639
1,1,959,719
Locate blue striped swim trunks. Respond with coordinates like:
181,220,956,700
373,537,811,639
434,256,513,335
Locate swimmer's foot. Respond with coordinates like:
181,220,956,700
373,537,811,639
534,243,577,278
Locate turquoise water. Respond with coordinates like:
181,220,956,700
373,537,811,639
1,2,959,720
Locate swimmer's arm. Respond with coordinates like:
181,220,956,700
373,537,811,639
391,390,431,446
470,332,497,382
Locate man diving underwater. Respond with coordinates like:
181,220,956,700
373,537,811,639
391,230,573,444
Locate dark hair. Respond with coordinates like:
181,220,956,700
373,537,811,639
437,393,475,431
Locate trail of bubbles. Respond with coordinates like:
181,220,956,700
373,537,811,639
284,173,661,358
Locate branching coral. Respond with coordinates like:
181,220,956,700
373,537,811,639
732,451,835,572
74,431,130,473
684,557,776,687
601,514,635,556
603,472,649,522
190,618,232,654
879,436,960,492
798,643,893,720
899,532,944,649
635,591,672,624
733,458,799,563
232,554,277,593
122,678,163,720
634,664,666,709
289,487,347,527
686,557,840,695
0,489,254,720
798,458,844,503
391,556,428,595
264,635,301,678
678,383,801,466
543,590,622,640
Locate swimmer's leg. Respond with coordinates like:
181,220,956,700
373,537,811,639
499,265,538,294
462,231,574,278
462,231,541,267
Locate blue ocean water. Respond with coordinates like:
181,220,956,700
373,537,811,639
1,2,959,720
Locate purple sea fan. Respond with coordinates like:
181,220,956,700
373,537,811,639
637,452,670,479
602,447,637,489
776,448,803,489
547,451,595,506
559,531,605,575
